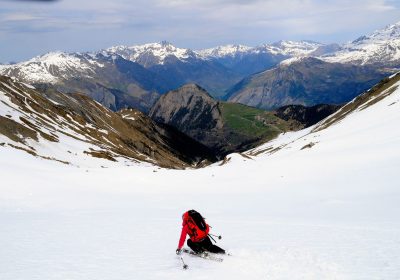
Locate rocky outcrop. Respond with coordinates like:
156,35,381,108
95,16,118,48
150,84,226,151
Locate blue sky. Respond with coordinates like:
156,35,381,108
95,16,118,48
1,0,400,62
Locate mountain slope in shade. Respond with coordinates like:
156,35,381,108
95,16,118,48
322,21,400,65
0,76,216,168
226,57,389,110
274,104,341,129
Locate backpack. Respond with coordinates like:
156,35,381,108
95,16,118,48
184,210,210,242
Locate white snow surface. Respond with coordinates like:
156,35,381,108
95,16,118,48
1,80,400,279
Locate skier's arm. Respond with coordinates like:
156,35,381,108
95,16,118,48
177,224,188,250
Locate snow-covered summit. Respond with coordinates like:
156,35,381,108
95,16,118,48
323,21,400,65
104,41,198,67
0,51,104,84
279,56,308,66
198,40,324,60
354,21,400,43
267,40,323,56
197,44,252,58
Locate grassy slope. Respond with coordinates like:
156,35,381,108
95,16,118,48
220,102,291,141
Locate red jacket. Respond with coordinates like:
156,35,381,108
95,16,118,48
178,212,209,249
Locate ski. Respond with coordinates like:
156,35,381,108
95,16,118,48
181,248,224,262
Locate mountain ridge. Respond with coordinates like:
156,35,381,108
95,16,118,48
2,21,400,113
0,75,217,168
226,57,388,110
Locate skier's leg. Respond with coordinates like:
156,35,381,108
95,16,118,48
208,244,225,254
187,239,203,253
201,237,226,254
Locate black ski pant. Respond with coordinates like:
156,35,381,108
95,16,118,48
187,236,225,254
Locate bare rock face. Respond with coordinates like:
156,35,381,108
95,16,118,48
150,84,225,150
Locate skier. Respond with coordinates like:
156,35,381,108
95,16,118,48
176,209,225,255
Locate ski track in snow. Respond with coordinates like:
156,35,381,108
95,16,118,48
1,82,400,279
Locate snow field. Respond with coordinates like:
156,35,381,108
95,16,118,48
1,75,400,279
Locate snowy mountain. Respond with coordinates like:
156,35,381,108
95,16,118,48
267,40,323,56
0,52,170,112
104,40,322,65
104,41,199,67
0,51,104,84
0,75,216,168
1,21,400,113
103,41,242,97
0,40,325,105
323,21,400,65
198,40,323,59
197,44,253,58
1,71,399,279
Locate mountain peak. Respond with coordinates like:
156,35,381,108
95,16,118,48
323,21,400,65
0,51,104,84
267,40,323,56
105,41,197,66
351,21,400,45
197,44,252,58
179,83,204,90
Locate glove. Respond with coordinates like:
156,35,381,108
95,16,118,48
176,248,182,255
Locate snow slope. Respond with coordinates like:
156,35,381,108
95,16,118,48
1,75,400,279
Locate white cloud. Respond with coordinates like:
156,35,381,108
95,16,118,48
2,12,41,21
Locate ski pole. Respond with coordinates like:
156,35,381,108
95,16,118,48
180,256,188,270
209,233,222,240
